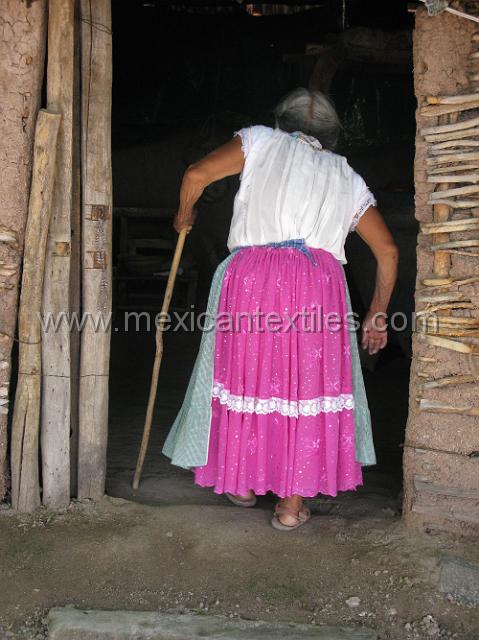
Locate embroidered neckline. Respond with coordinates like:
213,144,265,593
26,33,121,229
290,131,323,151
212,381,354,418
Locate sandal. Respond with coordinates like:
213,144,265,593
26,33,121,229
271,504,311,531
225,492,257,508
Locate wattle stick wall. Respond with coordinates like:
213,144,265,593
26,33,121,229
403,8,479,534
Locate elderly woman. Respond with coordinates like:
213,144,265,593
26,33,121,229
163,88,398,530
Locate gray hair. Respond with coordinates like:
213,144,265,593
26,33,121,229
274,88,342,150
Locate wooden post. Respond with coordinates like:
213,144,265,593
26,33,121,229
11,110,61,513
0,0,48,500
78,0,113,499
41,0,75,509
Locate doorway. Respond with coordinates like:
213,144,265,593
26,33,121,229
106,0,416,512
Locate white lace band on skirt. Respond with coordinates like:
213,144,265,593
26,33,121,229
212,381,354,418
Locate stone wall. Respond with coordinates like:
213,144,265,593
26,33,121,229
403,8,479,535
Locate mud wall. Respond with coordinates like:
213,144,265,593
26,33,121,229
403,8,479,535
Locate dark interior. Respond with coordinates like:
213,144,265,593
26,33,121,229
107,0,417,505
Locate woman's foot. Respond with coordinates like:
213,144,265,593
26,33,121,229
225,490,256,508
272,495,311,530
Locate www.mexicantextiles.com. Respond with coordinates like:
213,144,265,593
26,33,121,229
36,309,433,334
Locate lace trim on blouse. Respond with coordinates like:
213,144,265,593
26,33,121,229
233,129,249,157
349,192,377,233
212,381,354,418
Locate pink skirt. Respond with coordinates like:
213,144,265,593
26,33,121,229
194,245,363,498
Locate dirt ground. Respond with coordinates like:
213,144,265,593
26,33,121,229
1,329,478,640
1,491,479,640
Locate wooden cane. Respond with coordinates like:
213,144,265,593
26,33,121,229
132,228,188,489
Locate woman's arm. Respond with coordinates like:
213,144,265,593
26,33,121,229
174,136,245,233
354,206,399,355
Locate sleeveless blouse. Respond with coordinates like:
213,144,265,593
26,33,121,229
228,125,376,264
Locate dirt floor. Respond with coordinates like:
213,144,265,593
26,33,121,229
1,330,478,640
2,491,479,639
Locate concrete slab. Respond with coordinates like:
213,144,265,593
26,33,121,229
439,555,479,605
47,608,378,640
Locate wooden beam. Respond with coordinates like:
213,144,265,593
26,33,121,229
421,116,479,136
425,198,479,208
420,218,479,233
425,126,479,143
418,399,479,417
421,374,479,389
430,140,479,152
427,151,479,165
41,0,75,510
427,173,479,183
427,92,479,105
430,239,479,250
78,0,113,500
416,333,479,355
429,185,479,199
420,99,479,118
11,110,61,512
428,163,479,175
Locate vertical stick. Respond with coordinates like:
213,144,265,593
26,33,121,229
11,110,61,512
69,0,82,497
132,229,188,490
432,114,455,278
41,0,75,509
78,0,113,499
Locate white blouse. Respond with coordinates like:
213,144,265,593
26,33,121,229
228,125,376,264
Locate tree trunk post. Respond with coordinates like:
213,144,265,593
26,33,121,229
0,0,48,500
41,0,75,509
11,110,61,513
78,0,113,499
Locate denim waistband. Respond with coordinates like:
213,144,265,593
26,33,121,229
230,238,318,267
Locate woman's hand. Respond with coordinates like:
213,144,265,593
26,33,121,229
173,165,204,233
361,310,388,355
173,205,197,234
